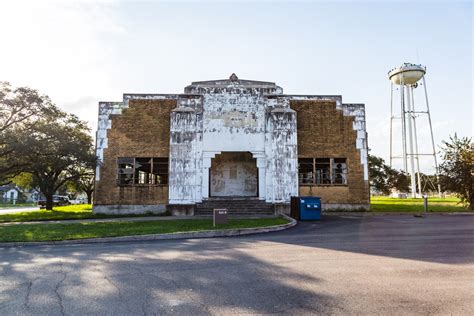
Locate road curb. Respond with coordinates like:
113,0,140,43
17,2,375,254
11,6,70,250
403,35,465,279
0,215,297,247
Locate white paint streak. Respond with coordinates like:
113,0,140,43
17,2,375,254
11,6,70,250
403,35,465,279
342,103,369,181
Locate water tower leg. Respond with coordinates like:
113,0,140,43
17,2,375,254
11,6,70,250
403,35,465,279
400,82,408,174
422,76,442,197
390,83,394,168
405,86,417,198
411,85,423,197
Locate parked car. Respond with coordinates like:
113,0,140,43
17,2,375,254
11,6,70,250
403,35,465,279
69,198,87,205
38,195,71,209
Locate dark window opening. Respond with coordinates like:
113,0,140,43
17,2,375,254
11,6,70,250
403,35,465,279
333,158,348,184
135,158,152,184
117,157,168,186
298,158,348,185
315,158,331,184
118,157,134,185
298,158,314,184
152,157,169,185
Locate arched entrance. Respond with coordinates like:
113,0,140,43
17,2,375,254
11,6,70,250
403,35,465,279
210,152,258,197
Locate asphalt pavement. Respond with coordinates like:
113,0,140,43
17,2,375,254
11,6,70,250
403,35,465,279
0,214,473,315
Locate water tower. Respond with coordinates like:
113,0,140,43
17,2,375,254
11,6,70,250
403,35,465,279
388,63,440,198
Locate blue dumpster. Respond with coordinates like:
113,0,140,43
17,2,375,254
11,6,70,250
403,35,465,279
299,196,321,220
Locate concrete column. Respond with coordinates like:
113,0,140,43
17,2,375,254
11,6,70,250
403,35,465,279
168,106,197,205
202,157,212,199
201,152,220,200
253,153,266,200
269,107,298,203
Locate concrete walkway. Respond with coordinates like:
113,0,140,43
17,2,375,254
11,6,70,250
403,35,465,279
0,206,38,215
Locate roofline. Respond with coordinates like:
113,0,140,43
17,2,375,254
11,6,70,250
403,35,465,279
123,93,202,98
189,79,277,86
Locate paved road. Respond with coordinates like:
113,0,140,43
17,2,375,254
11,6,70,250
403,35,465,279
1,215,473,315
0,206,38,215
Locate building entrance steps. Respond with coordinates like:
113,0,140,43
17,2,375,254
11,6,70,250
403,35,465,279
195,198,274,216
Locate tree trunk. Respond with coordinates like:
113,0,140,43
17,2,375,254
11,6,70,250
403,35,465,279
86,190,93,204
45,194,54,211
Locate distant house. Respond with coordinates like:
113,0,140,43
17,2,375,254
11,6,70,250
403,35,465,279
0,185,21,203
24,188,41,202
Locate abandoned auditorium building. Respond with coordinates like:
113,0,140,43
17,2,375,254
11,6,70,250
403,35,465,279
93,74,369,215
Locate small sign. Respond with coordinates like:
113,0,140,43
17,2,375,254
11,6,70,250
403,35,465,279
213,208,228,226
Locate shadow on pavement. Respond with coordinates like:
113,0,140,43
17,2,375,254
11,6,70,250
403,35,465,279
257,214,474,265
0,239,336,314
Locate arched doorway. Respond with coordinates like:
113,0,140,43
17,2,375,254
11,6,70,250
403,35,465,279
210,152,258,197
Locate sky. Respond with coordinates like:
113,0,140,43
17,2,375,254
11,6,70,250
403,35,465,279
0,0,472,173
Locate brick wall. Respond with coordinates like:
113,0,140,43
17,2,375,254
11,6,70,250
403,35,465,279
94,99,176,206
290,100,370,207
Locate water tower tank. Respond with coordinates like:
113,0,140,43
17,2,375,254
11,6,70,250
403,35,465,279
388,63,426,85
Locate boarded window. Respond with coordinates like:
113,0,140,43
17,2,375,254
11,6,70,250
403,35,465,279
298,158,348,185
117,157,168,186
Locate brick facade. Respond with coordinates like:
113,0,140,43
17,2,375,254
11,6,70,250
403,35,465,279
94,99,175,211
291,100,369,209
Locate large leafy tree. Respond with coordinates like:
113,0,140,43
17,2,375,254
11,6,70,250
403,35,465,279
18,110,96,210
369,154,409,195
1,82,96,209
0,81,54,184
439,134,473,209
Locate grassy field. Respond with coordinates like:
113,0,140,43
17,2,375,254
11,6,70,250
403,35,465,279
0,204,158,223
0,217,289,242
370,196,469,212
1,196,471,224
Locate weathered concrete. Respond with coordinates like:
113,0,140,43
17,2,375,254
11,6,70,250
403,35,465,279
93,204,166,215
167,204,194,216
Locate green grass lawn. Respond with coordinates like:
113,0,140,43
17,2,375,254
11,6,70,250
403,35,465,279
370,196,469,212
0,204,157,223
0,217,289,242
0,197,470,225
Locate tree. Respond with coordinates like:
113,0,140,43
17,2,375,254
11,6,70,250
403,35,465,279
390,170,410,194
439,134,474,209
13,107,96,210
369,154,410,195
0,81,54,184
11,172,34,190
368,155,392,194
67,167,95,204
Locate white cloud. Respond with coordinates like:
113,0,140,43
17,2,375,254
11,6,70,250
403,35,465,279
0,0,125,130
